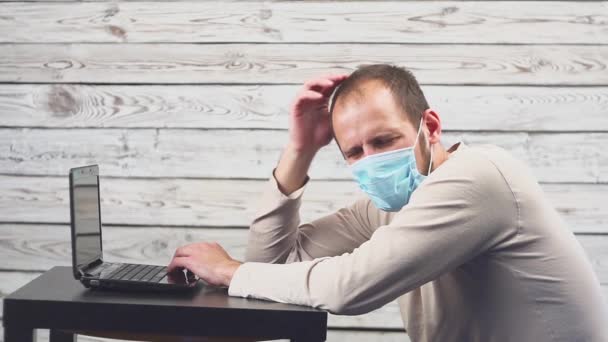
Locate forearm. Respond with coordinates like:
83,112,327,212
274,143,316,196
244,180,306,263
246,73,346,263
244,144,319,263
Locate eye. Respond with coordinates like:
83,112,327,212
373,136,396,146
345,147,362,159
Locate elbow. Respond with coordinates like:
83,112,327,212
310,277,386,315
245,232,304,264
321,299,366,316
244,232,292,264
323,299,350,315
314,292,369,316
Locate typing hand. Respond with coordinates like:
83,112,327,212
167,242,242,287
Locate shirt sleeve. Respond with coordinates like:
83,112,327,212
244,168,374,264
229,151,519,315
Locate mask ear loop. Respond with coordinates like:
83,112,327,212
427,144,434,176
417,116,433,176
414,116,433,176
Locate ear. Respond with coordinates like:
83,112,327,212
423,108,442,145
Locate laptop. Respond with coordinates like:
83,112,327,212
69,164,199,291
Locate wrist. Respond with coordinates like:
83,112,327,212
223,260,242,287
285,141,319,159
274,142,316,195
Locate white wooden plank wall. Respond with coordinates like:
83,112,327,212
0,1,606,341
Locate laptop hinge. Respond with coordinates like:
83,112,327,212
76,268,85,279
82,258,104,277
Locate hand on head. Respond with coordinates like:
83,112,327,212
287,73,349,154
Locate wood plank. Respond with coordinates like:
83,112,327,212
1,225,607,282
0,176,360,229
0,176,606,233
1,2,606,44
1,84,607,132
1,44,606,85
1,129,607,183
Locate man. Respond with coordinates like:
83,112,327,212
168,64,608,341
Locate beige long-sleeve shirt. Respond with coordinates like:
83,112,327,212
228,142,608,341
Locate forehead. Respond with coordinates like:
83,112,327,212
332,80,414,138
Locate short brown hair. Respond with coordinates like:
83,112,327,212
329,64,429,127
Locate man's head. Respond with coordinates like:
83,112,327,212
329,64,443,174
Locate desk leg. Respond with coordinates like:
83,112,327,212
3,325,36,342
50,329,75,342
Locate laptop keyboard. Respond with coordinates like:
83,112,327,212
105,263,167,283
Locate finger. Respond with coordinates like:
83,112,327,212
173,246,191,258
178,244,199,257
167,256,194,273
304,78,334,91
319,75,349,95
167,256,182,273
327,73,350,82
327,75,348,89
298,90,324,102
167,256,192,273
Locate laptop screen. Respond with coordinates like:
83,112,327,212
70,166,103,272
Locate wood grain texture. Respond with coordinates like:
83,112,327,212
1,2,607,44
2,225,607,281
1,84,607,131
1,44,607,85
1,128,607,182
0,176,606,233
0,0,606,339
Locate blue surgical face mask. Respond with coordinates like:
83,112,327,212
349,118,433,212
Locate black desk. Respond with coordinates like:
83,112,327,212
3,266,328,342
